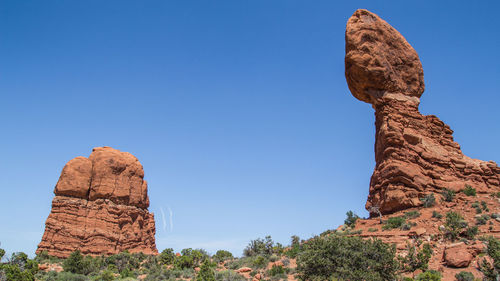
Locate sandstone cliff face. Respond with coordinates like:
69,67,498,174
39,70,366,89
37,147,157,258
345,9,500,215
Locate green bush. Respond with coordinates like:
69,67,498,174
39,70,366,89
479,236,500,280
481,201,488,210
382,216,406,230
285,235,302,258
36,271,89,281
404,211,421,219
398,242,433,272
215,270,246,281
420,194,436,208
243,236,275,257
95,269,114,281
268,265,286,276
463,185,476,196
213,250,233,263
174,248,209,269
344,210,359,227
296,235,397,281
476,215,490,225
1,252,39,281
415,270,441,281
432,211,442,219
63,250,84,274
196,260,216,281
441,189,455,202
464,226,478,240
159,248,176,265
454,271,474,281
443,212,467,241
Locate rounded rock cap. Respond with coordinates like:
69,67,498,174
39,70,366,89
345,9,425,105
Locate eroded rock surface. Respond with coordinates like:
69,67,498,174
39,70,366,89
37,147,157,258
345,9,500,214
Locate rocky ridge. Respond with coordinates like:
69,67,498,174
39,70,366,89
36,146,157,258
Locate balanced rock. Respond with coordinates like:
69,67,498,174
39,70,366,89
345,9,500,214
37,147,157,258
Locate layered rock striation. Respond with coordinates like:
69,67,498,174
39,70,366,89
345,9,500,215
37,147,157,258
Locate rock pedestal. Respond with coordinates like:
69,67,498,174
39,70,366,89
37,147,157,258
345,9,500,215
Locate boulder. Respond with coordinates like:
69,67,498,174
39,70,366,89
443,243,473,268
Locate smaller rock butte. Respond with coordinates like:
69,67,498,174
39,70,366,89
37,146,157,258
345,9,500,215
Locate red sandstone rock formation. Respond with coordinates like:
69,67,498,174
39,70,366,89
345,9,500,214
37,147,157,258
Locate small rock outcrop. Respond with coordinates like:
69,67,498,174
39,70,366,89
37,147,157,258
345,9,500,214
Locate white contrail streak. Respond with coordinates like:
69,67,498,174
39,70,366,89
168,206,173,232
160,207,167,232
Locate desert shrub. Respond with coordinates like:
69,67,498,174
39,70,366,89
476,215,490,225
441,189,455,202
443,212,467,241
344,210,359,227
0,252,39,281
404,211,421,219
253,255,267,268
475,206,482,214
471,202,480,208
243,236,275,257
63,250,84,274
296,235,397,281
432,211,442,219
143,266,177,281
105,251,142,273
464,226,478,240
0,264,36,281
215,270,246,281
463,185,476,196
95,269,114,281
196,260,216,281
174,248,209,269
368,228,378,232
455,271,474,281
213,250,233,263
399,242,433,272
383,216,406,230
420,194,436,208
38,271,89,281
415,270,441,281
481,201,488,210
268,265,286,276
479,236,500,280
285,235,302,258
159,248,176,265
34,250,61,264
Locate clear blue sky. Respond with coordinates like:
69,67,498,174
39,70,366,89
1,0,499,257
